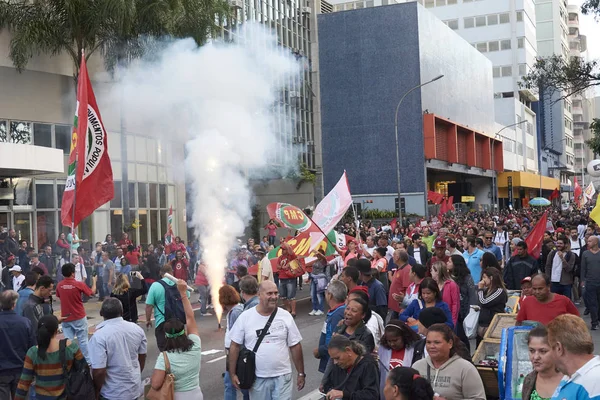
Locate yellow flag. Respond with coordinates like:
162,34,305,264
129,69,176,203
590,195,600,225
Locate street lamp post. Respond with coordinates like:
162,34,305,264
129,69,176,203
491,120,527,209
394,74,444,222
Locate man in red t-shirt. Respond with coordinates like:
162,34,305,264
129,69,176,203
125,245,141,267
388,250,412,318
171,250,190,282
517,274,579,326
56,262,96,363
277,242,298,317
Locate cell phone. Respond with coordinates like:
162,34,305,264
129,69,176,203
92,271,97,277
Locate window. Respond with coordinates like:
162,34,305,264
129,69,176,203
10,121,31,144
424,0,434,7
518,37,525,48
464,17,474,28
36,183,55,209
55,125,72,155
33,123,52,148
488,41,499,52
526,122,534,135
138,182,148,208
501,66,512,77
446,19,458,29
435,0,445,6
517,142,523,156
159,184,167,208
111,181,122,208
447,0,457,4
150,183,158,208
565,118,573,130
475,16,486,27
519,64,527,75
503,139,515,152
493,67,501,78
487,14,498,25
476,42,487,52
499,13,510,23
0,121,7,142
517,11,523,22
527,146,535,160
501,39,511,50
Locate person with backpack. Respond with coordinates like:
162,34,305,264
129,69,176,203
89,298,147,400
14,315,85,399
145,264,190,351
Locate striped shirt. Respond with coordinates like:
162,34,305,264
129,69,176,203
15,340,83,400
551,356,600,400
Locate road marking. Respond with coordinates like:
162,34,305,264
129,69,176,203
207,355,227,364
201,349,224,356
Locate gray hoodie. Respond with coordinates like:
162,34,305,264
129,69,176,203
413,354,486,400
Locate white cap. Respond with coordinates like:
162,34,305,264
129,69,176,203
9,265,22,272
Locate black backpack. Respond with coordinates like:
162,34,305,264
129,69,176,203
59,339,95,400
156,280,187,324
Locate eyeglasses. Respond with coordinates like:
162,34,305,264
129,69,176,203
485,237,492,240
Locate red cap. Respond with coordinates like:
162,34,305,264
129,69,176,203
521,276,532,284
434,238,447,248
349,285,370,298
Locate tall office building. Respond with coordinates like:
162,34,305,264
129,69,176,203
535,0,575,193
567,4,593,184
328,0,541,176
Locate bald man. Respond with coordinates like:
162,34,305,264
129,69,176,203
581,236,600,330
228,280,306,399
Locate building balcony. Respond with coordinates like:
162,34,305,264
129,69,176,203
0,142,64,178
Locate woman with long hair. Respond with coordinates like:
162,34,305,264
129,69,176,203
110,271,147,323
480,251,500,270
476,267,508,346
399,278,454,329
521,326,563,400
218,285,247,400
15,315,85,399
447,255,476,351
392,227,403,242
413,324,486,400
378,320,424,399
430,261,460,327
150,279,203,399
322,335,380,399
383,366,434,400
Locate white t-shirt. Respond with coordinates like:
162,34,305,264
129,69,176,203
551,252,563,283
385,245,395,262
229,307,302,378
367,312,385,350
74,263,87,282
12,274,25,291
578,224,587,240
413,248,423,265
259,257,273,283
570,238,584,257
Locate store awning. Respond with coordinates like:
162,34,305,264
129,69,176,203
497,171,560,191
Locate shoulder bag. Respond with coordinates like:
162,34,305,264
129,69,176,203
59,339,95,400
236,307,278,389
146,352,175,400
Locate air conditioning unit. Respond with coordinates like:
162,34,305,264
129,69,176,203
229,0,243,9
302,6,312,14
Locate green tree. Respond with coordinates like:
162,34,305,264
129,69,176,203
521,55,600,100
0,0,229,78
582,0,600,16
585,119,600,157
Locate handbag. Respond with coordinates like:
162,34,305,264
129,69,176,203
146,352,175,400
236,307,278,389
463,305,480,339
59,339,95,400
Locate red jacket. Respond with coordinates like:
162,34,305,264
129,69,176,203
441,279,460,326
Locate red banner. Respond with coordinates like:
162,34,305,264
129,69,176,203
525,211,547,259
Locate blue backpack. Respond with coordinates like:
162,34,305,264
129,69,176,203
156,280,187,324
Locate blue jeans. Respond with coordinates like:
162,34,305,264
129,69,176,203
224,371,249,400
250,373,292,400
62,317,89,363
310,279,325,312
551,282,572,300
279,278,297,300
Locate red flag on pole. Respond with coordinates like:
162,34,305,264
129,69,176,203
574,178,582,207
525,211,548,259
61,55,114,227
447,196,454,211
548,188,560,201
390,218,397,232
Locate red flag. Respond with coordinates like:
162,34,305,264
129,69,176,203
390,218,397,232
439,198,448,216
525,211,548,259
61,55,114,227
447,196,454,211
574,178,582,207
548,188,560,201
428,191,444,204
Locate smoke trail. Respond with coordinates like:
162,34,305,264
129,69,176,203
109,26,300,322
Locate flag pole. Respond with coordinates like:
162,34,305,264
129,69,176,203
70,49,84,256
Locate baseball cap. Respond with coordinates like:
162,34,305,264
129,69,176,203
434,238,447,248
9,265,22,272
521,276,532,284
349,285,370,298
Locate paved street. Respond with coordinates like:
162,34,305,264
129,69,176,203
54,292,600,400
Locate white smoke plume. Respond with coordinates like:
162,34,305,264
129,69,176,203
111,25,301,321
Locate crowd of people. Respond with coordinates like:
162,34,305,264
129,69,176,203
1,206,600,399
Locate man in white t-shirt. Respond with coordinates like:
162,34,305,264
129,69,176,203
363,236,377,259
229,281,305,400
